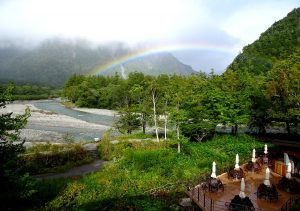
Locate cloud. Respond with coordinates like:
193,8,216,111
0,0,298,72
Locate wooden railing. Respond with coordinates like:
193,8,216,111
187,185,266,211
280,196,299,211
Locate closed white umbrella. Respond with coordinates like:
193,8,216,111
286,162,291,179
252,149,256,163
211,161,217,178
234,154,239,170
264,144,268,154
263,167,270,186
239,178,246,198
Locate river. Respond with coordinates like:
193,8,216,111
24,99,116,141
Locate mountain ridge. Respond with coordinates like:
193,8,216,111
227,7,300,75
0,39,196,87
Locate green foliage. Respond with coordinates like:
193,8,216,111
225,8,300,134
229,8,300,75
47,134,267,210
24,178,72,210
45,181,84,210
0,85,35,209
0,83,60,100
19,144,93,175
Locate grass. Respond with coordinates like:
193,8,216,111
43,134,270,210
23,178,73,210
61,100,76,108
19,143,94,175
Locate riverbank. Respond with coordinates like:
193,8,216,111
1,101,111,142
72,107,117,117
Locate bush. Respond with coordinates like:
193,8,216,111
18,144,93,174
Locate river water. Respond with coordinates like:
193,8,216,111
27,99,115,141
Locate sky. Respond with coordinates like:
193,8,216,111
0,0,299,73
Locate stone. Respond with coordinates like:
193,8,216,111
179,198,192,207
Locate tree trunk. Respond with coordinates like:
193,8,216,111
164,114,167,140
177,124,181,153
152,90,159,142
176,124,180,140
231,124,238,135
141,113,146,134
286,121,291,134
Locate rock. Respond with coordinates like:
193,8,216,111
179,198,192,207
83,143,98,151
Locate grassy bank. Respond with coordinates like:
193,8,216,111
18,143,94,175
42,134,268,210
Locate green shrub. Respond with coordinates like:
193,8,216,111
19,144,93,174
44,181,84,210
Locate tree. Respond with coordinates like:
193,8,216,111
115,110,141,134
216,70,251,135
265,58,300,134
0,85,33,209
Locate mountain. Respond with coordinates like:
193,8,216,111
228,8,300,75
101,52,195,78
0,39,195,87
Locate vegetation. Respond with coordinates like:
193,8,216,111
0,83,59,100
62,69,299,139
1,7,299,210
44,134,267,210
0,85,34,209
229,8,300,75
18,143,94,175
24,178,73,210
227,8,300,135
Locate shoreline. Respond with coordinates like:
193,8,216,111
72,107,117,117
1,101,111,142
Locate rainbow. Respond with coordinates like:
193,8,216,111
89,42,236,75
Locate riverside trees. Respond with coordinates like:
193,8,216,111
63,70,300,140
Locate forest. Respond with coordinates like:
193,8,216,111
63,68,300,140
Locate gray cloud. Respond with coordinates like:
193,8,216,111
0,0,298,73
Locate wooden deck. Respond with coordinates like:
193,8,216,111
187,167,299,211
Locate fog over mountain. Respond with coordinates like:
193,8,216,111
0,38,195,87
0,0,298,73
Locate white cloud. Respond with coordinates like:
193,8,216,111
222,1,299,51
0,0,299,72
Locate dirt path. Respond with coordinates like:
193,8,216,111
34,159,108,179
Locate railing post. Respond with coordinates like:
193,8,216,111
204,193,206,208
210,199,213,211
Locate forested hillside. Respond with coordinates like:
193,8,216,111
225,7,300,135
0,39,195,87
228,8,300,75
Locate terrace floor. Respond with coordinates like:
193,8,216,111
187,166,299,211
